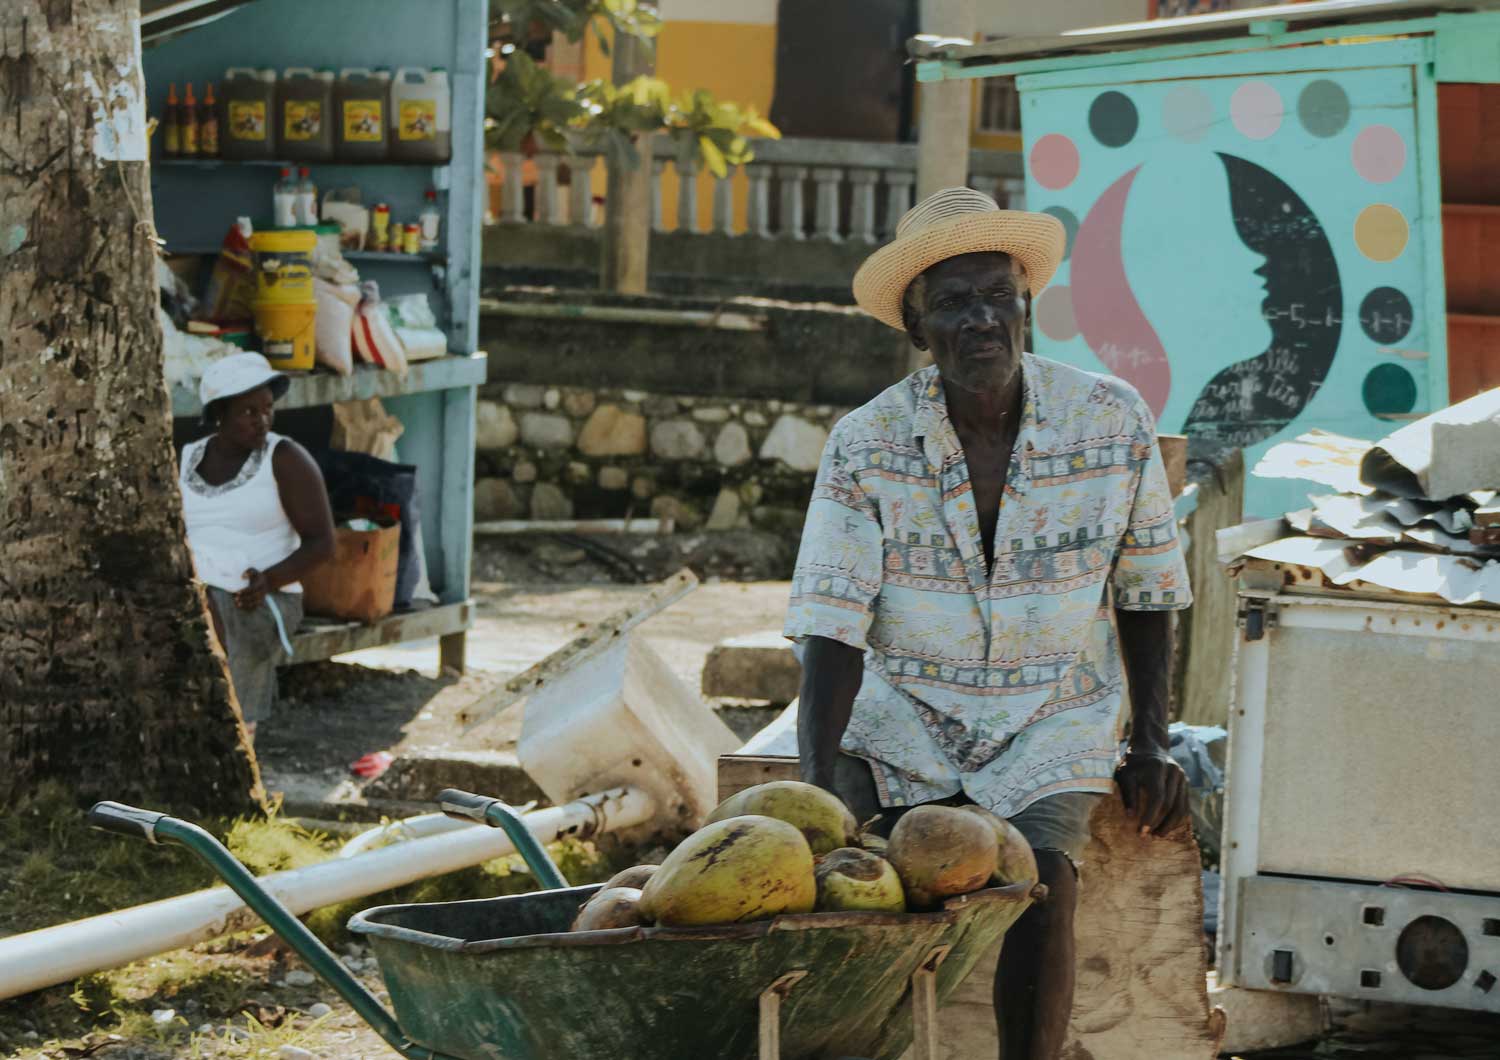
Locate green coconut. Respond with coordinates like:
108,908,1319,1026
814,847,906,913
885,805,999,909
706,781,858,856
571,887,649,931
602,864,659,891
959,805,1040,888
639,815,816,927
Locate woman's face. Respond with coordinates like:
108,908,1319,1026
217,386,275,450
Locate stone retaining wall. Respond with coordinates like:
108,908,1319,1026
474,382,848,533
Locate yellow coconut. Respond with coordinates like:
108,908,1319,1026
959,805,1040,888
602,864,659,891
885,805,999,909
639,814,816,926
858,832,889,857
571,887,648,931
706,781,858,856
814,847,906,913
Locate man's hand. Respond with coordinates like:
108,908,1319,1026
1115,749,1189,837
235,568,270,611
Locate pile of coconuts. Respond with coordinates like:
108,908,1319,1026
571,781,1039,931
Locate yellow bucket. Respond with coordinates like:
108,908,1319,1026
254,300,317,371
249,229,316,306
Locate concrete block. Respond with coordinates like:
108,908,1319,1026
701,631,801,704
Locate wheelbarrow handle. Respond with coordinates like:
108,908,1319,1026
436,789,569,891
87,802,168,843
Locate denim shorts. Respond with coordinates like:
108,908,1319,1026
833,753,1101,859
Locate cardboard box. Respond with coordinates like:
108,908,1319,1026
301,521,400,624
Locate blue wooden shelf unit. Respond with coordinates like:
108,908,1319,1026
144,0,488,671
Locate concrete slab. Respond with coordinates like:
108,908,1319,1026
701,630,801,704
362,748,547,807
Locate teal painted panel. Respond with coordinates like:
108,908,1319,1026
1435,12,1500,83
386,391,448,598
1022,63,1435,516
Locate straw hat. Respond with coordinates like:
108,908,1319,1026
852,187,1067,331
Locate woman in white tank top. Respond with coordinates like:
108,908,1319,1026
180,354,335,739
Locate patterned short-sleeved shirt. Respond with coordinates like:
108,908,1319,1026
784,355,1192,818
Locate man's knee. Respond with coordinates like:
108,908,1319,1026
1033,848,1078,914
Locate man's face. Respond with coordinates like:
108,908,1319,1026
907,252,1029,397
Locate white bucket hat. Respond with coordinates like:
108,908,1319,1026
199,352,290,410
852,187,1067,331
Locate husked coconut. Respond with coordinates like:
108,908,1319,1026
959,805,1040,887
858,832,889,856
885,805,999,909
571,887,648,931
603,864,659,891
814,847,905,913
639,815,816,926
706,781,857,856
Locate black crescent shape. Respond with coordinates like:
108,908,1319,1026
1183,153,1343,465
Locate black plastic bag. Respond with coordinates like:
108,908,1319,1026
311,448,423,610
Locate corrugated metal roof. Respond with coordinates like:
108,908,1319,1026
910,0,1500,67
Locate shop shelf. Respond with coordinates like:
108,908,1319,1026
170,353,487,417
167,244,443,263
153,157,451,171
293,600,472,664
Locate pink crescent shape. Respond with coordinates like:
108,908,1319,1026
1069,166,1172,417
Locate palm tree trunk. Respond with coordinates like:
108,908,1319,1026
0,0,261,815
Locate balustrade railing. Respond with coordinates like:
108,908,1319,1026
491,137,1025,242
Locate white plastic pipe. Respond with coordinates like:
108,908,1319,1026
337,811,489,859
0,786,653,1001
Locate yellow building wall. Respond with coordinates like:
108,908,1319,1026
583,18,777,233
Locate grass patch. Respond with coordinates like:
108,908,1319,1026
1,781,631,1054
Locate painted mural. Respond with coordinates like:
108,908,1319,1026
1020,65,1433,513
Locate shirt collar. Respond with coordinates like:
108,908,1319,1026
913,353,1045,453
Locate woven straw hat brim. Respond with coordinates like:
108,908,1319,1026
852,211,1067,331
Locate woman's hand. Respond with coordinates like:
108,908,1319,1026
235,568,271,611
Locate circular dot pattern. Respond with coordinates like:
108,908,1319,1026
1363,363,1417,416
1163,85,1213,144
1355,204,1410,262
1352,125,1407,183
1360,287,1414,344
1089,91,1139,148
1042,205,1080,260
1036,285,1079,342
1297,79,1351,138
1231,80,1284,140
1031,134,1080,190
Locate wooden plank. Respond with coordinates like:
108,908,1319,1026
1174,451,1245,727
440,383,477,602
170,354,488,417
473,518,673,535
931,796,1224,1059
459,569,700,733
1158,434,1188,499
1414,55,1453,413
293,601,471,665
447,0,487,354
717,754,799,803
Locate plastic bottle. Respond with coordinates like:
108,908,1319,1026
335,68,390,161
200,83,220,157
402,223,421,255
371,204,391,251
277,67,336,162
295,167,319,226
273,167,298,228
162,83,181,157
418,189,441,251
222,68,277,159
180,83,200,156
389,67,452,163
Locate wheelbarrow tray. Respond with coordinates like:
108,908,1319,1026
349,880,1033,1060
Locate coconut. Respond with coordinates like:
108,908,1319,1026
706,781,858,856
602,864,659,891
571,887,648,931
814,847,906,913
858,832,889,856
959,805,1040,888
639,815,816,927
885,805,999,909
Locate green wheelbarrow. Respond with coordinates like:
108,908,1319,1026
88,790,1038,1060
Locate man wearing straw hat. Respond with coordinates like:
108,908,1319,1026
786,187,1192,1058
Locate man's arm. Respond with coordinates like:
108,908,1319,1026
1115,608,1189,836
798,636,864,793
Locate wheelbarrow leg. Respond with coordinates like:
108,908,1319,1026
758,970,809,1060
909,945,952,1060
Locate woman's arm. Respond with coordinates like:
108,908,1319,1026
236,440,336,609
